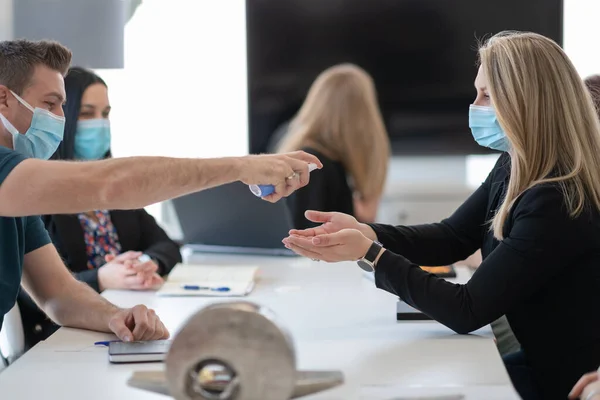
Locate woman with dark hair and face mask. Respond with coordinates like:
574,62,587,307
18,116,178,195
17,67,182,349
55,67,112,161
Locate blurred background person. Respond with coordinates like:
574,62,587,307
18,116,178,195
276,64,391,229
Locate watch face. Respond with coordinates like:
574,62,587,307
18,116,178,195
357,259,374,272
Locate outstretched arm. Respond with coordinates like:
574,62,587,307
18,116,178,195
0,151,322,217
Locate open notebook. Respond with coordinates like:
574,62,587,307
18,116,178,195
156,264,259,297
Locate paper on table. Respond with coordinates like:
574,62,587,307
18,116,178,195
156,264,258,297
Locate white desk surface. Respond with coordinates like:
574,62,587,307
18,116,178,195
0,253,519,399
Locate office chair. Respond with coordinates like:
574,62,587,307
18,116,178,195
0,303,26,367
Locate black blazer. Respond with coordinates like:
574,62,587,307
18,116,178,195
44,209,181,291
371,153,600,399
17,209,181,349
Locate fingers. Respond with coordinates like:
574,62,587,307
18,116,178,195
109,307,168,342
289,228,319,237
284,157,312,190
124,274,147,289
263,182,286,203
115,251,143,262
283,234,338,261
123,260,140,274
105,254,116,263
282,176,301,198
297,164,310,188
123,250,143,258
152,314,166,340
131,260,159,274
108,312,134,342
569,371,599,399
148,273,164,288
152,310,170,339
131,305,152,340
283,235,319,251
287,150,323,169
250,153,321,202
131,306,169,340
254,153,321,202
305,210,334,223
285,229,370,262
312,231,352,246
283,240,324,261
284,229,350,247
124,270,162,290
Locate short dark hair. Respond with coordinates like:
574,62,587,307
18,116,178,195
0,39,72,94
585,74,600,114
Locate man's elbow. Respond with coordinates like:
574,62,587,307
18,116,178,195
41,298,67,326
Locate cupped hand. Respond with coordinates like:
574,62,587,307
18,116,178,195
283,228,373,263
288,210,378,241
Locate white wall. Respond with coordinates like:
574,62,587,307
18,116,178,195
98,0,248,160
0,0,13,41
564,0,600,79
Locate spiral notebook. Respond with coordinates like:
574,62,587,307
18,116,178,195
156,264,258,297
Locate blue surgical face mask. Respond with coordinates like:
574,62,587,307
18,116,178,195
74,119,111,160
468,104,510,152
0,90,65,159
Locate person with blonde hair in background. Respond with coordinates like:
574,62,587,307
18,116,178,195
277,63,390,228
585,74,600,113
283,31,600,399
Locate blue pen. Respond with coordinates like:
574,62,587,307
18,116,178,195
94,340,121,346
249,163,318,197
181,284,231,292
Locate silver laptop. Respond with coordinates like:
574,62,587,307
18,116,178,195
172,181,296,256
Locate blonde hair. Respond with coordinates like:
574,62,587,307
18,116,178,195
277,63,390,199
480,31,600,239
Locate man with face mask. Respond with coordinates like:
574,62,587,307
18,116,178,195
0,39,321,342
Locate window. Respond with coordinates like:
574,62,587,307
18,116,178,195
94,0,248,223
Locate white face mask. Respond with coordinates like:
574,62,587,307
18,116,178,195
0,90,65,159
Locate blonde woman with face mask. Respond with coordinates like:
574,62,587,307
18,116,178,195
283,31,600,400
277,64,390,228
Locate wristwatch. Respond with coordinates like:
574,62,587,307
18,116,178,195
357,241,383,272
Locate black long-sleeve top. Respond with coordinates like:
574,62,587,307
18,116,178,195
285,147,354,229
371,154,600,399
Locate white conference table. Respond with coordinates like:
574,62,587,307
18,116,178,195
0,253,519,399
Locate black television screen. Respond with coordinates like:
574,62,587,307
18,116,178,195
246,0,563,155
